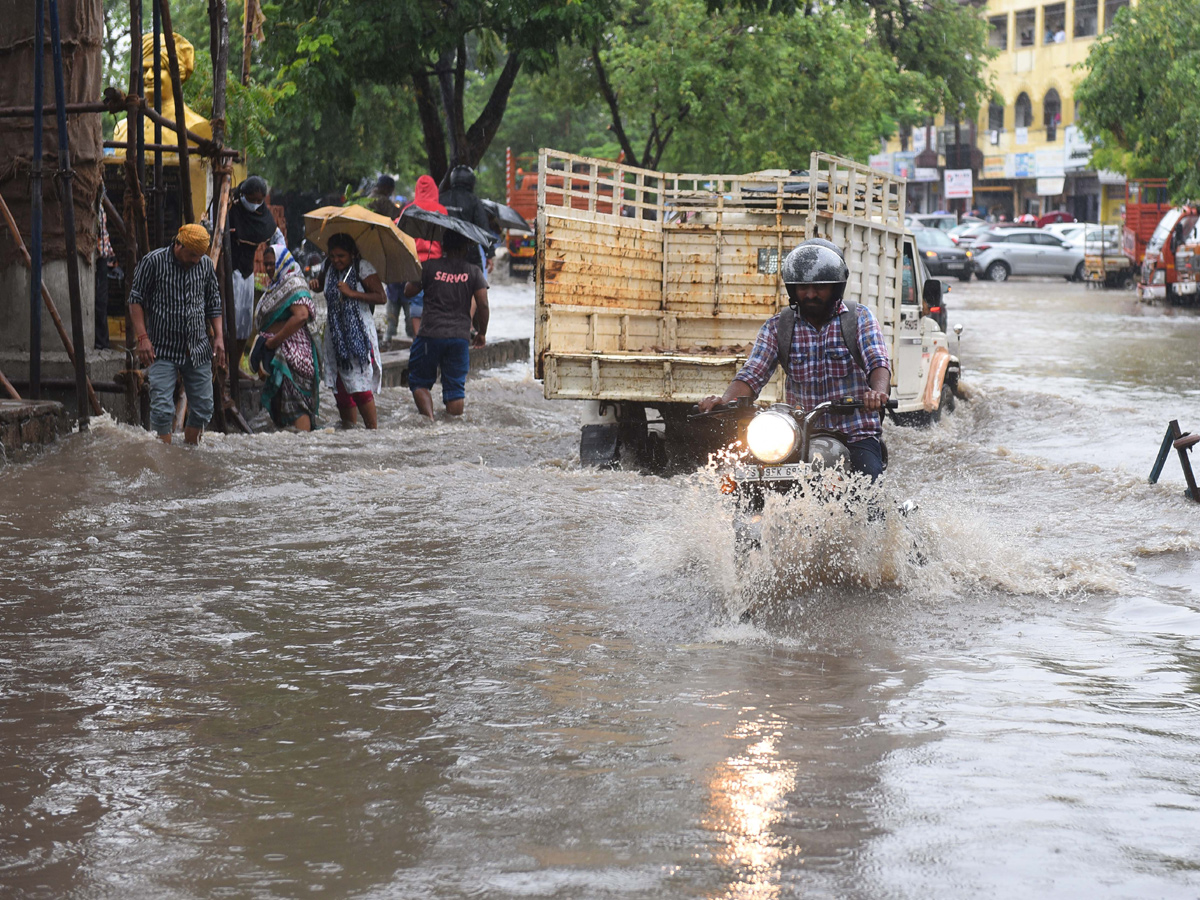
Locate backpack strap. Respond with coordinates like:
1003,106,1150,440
775,306,796,385
839,300,867,373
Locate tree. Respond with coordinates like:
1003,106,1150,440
586,0,992,173
260,0,614,186
1074,0,1200,199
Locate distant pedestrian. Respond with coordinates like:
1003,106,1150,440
394,174,447,339
367,174,401,220
127,223,225,445
228,175,283,365
403,229,489,420
251,241,320,431
310,232,386,429
440,165,494,274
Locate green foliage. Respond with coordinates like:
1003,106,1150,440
1074,0,1200,199
587,0,992,171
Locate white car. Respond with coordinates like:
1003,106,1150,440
971,227,1088,282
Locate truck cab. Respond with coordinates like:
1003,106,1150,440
1138,205,1200,304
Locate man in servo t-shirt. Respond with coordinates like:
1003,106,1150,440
403,229,490,420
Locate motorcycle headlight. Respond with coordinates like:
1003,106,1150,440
745,411,800,464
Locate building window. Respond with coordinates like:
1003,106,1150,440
1015,93,1033,128
1016,9,1036,46
989,15,1009,49
988,101,1005,136
1044,89,1061,140
1104,0,1129,29
1075,0,1098,37
1044,3,1067,43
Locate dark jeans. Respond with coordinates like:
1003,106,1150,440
847,436,884,480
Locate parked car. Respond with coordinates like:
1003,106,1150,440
907,213,967,233
914,227,973,281
953,221,1023,248
971,227,1087,282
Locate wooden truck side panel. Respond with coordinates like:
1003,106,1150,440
536,150,908,405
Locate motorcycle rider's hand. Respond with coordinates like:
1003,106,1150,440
698,395,723,414
862,389,889,411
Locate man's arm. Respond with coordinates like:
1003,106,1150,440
471,287,489,347
404,280,421,298
857,306,891,411
128,255,155,365
204,262,226,370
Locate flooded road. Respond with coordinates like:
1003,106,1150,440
3,279,1200,898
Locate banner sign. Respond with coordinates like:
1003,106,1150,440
982,155,1006,179
1011,152,1037,178
913,167,940,183
1036,150,1065,178
893,152,915,179
1063,126,1092,171
869,153,891,173
944,169,974,199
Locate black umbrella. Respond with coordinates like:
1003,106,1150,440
481,198,533,233
398,206,498,247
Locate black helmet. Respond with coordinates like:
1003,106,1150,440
782,239,849,305
449,165,476,191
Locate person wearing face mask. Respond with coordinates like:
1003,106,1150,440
697,239,891,478
227,175,283,367
127,224,226,445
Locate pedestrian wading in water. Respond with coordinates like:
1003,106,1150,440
251,241,321,431
127,223,226,445
310,232,387,429
404,229,489,421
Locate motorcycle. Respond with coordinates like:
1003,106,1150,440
688,396,917,622
688,396,900,506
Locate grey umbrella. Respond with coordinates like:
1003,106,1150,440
480,199,533,233
398,206,498,247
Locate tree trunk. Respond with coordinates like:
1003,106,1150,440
412,69,448,183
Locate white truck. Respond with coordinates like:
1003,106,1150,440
533,149,961,468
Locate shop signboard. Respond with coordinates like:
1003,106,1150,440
1063,126,1092,170
870,153,891,173
982,155,1006,179
1015,127,1029,145
1036,150,1065,178
893,152,915,179
911,128,927,155
1011,152,1037,178
1097,169,1127,186
944,168,973,199
1037,177,1066,196
912,167,939,183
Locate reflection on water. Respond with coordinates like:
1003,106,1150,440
3,280,1200,897
705,728,796,899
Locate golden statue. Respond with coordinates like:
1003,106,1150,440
113,32,212,157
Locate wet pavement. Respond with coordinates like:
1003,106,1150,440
2,277,1199,898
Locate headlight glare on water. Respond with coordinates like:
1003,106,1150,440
746,411,800,464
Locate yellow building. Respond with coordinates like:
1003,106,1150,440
882,0,1130,223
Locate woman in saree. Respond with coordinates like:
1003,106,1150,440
252,241,321,431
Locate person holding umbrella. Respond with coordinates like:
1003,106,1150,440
391,174,447,340
440,165,495,273
309,232,387,429
403,229,489,421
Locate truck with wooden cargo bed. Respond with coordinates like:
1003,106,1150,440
532,149,962,470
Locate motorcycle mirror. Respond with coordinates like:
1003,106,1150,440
953,323,964,335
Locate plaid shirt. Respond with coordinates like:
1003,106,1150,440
734,301,891,441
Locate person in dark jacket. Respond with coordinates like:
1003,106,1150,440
439,165,494,273
227,175,282,365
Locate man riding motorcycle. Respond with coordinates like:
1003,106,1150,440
697,239,892,477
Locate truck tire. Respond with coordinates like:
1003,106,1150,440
985,261,1010,282
893,382,955,428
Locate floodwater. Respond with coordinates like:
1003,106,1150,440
3,278,1200,898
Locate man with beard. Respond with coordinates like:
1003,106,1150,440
128,223,226,445
697,239,891,477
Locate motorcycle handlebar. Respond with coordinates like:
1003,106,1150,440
687,397,755,421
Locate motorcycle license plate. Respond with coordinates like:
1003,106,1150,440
733,463,807,483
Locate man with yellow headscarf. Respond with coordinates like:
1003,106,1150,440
128,225,227,445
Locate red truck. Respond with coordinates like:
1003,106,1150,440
1136,202,1199,304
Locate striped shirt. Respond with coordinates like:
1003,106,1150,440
128,246,223,366
734,301,891,442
